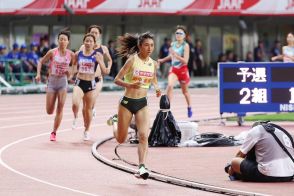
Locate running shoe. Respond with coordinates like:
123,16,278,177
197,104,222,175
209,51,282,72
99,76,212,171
187,107,193,118
72,118,77,130
83,131,90,141
107,114,118,126
134,165,149,180
50,132,56,141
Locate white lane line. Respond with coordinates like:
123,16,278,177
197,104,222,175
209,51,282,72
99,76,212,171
0,108,74,115
0,112,74,121
0,118,74,130
0,124,104,196
0,110,87,121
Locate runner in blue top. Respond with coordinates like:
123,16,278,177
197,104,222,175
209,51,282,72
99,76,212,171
76,25,112,130
79,25,112,120
71,33,110,141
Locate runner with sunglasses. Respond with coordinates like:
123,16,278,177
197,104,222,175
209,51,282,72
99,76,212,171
158,25,193,118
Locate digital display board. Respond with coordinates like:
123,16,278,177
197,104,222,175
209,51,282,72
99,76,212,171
219,63,294,114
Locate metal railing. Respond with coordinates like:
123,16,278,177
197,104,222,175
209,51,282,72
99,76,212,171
0,59,36,86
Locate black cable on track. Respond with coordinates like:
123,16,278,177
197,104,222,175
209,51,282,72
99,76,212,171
92,136,268,196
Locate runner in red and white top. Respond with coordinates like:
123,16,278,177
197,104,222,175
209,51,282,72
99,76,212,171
158,25,193,118
35,30,75,141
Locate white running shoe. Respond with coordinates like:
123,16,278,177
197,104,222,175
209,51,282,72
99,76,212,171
83,131,90,141
72,118,77,130
107,114,118,126
134,165,149,180
92,109,96,118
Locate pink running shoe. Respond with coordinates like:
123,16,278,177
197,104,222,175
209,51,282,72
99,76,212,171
50,132,56,141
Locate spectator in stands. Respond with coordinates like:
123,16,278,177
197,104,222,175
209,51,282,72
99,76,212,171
7,43,21,80
194,39,205,76
245,51,254,62
38,37,50,82
226,50,235,62
18,44,33,73
186,34,196,77
270,40,282,61
108,40,118,78
27,42,40,72
0,45,7,57
254,40,266,62
50,43,57,49
6,43,19,59
225,122,294,182
211,53,226,76
39,36,50,57
158,38,171,78
0,45,8,74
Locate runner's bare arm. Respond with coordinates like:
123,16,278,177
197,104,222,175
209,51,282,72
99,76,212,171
70,51,79,79
158,54,171,64
102,45,113,71
68,51,76,80
95,52,110,75
152,61,161,97
35,49,53,81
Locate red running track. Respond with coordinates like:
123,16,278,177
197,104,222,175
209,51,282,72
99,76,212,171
0,88,293,196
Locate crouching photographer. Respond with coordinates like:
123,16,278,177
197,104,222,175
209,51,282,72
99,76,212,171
225,121,294,182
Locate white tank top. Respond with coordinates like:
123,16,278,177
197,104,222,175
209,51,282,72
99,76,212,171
49,48,71,76
283,46,294,62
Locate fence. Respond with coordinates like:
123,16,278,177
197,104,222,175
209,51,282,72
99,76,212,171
0,59,36,86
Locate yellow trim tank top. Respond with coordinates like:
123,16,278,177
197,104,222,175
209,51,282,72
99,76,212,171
124,54,155,89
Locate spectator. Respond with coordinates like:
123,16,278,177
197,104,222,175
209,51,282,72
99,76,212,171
158,38,171,78
254,40,266,62
0,45,7,57
6,43,21,80
50,43,57,49
38,37,50,82
226,50,235,62
0,45,8,74
108,40,118,78
6,43,19,59
245,51,254,62
194,39,205,76
186,35,196,77
270,40,282,61
27,42,40,72
211,53,226,76
18,44,33,73
39,36,49,57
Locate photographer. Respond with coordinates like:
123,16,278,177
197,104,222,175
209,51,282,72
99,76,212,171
226,122,294,182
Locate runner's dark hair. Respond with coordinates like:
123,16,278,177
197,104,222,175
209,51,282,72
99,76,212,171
116,32,154,58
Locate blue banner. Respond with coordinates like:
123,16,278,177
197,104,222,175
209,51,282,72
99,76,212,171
219,62,294,114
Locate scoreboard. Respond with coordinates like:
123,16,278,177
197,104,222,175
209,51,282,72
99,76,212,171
219,62,294,114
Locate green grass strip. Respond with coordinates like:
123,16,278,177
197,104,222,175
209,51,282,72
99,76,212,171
228,113,294,121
